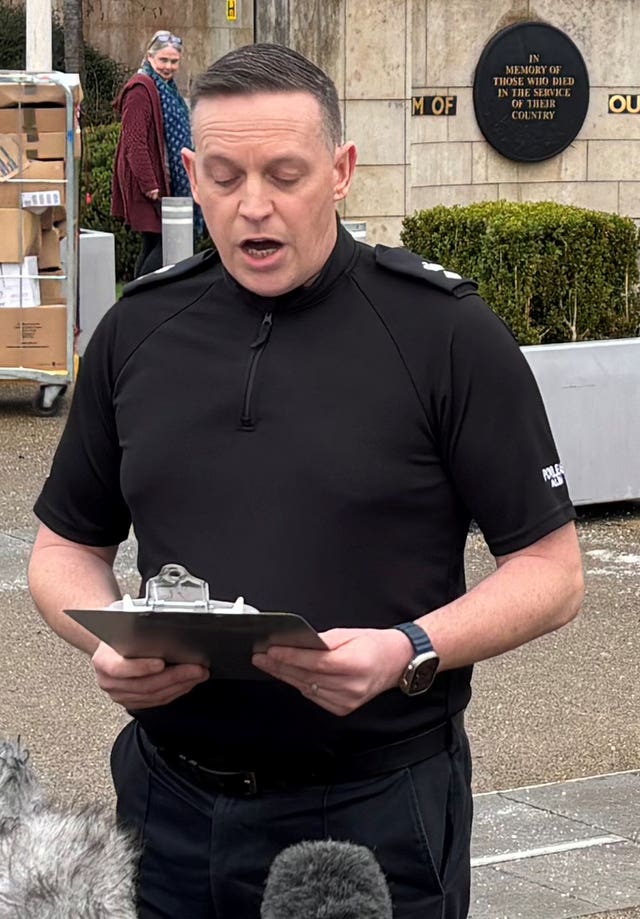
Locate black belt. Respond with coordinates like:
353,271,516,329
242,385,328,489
152,712,464,797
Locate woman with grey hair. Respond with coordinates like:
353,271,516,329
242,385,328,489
112,30,200,278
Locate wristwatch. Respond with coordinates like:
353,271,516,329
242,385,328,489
393,621,440,696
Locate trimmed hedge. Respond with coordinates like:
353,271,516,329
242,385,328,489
79,123,140,281
401,201,640,344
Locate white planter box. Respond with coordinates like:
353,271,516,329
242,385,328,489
77,229,116,356
522,338,640,506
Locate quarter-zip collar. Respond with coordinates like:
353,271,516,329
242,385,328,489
221,217,359,314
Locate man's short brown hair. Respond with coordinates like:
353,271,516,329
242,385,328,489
191,43,343,148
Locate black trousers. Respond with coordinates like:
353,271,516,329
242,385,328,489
134,231,163,279
111,719,473,919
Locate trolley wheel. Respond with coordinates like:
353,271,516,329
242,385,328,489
34,384,68,417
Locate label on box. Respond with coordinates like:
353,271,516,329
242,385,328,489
0,256,40,308
0,134,28,180
22,190,62,208
0,304,68,369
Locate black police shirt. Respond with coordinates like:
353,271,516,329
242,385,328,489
35,226,575,765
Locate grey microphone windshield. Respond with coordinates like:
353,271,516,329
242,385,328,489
0,738,138,917
260,839,393,919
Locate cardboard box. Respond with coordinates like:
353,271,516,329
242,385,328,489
0,304,67,369
24,127,82,160
40,206,54,231
21,128,81,161
0,106,66,136
39,269,66,305
38,227,61,270
0,159,65,209
0,77,82,168
24,132,64,160
0,208,41,262
0,134,29,180
39,207,67,240
0,77,82,108
0,256,40,308
54,217,67,240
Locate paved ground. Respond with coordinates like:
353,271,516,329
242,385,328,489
1,379,639,917
471,771,640,918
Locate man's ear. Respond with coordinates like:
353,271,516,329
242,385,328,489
181,148,201,205
333,142,357,203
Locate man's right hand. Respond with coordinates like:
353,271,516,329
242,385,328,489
92,642,209,709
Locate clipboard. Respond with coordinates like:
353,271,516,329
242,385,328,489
64,564,327,680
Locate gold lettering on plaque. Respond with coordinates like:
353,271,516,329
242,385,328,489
492,54,577,121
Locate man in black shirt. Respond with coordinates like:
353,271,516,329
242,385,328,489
28,43,583,919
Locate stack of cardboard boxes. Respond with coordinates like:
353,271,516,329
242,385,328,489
0,75,81,371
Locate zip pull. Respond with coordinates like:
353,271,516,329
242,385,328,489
240,311,275,430
250,311,273,349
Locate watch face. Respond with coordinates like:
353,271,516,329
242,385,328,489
403,652,439,695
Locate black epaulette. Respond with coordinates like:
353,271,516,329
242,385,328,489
374,245,478,298
121,248,219,298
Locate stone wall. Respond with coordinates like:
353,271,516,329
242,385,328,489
410,0,640,230
255,1,409,245
79,0,253,94
55,0,640,245
340,0,409,245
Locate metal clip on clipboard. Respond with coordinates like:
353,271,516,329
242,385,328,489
120,564,260,616
65,564,326,679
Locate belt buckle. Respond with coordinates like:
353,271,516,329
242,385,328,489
196,761,259,796
239,771,258,796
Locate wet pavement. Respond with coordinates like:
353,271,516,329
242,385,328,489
0,380,638,917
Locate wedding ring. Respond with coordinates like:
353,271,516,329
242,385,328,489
310,682,319,695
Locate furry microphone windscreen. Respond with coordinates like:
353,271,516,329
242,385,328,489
0,739,139,919
260,839,393,919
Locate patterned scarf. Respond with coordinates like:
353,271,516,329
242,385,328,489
142,60,204,238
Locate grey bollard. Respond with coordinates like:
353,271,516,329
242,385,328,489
162,197,194,266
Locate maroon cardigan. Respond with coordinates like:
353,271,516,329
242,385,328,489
111,74,170,233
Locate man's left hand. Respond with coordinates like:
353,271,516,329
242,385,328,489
252,628,413,716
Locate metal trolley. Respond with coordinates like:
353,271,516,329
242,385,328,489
0,71,79,416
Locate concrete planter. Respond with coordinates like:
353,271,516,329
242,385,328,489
77,229,116,356
522,338,640,506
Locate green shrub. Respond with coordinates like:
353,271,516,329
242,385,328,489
79,122,140,281
0,2,39,68
401,201,640,344
0,0,128,126
78,45,130,127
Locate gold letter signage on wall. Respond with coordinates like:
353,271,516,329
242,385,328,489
608,94,640,114
412,95,457,116
227,0,237,21
473,21,589,162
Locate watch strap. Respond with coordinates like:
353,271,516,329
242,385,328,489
393,621,434,656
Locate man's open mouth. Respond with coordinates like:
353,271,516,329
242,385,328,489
242,239,282,259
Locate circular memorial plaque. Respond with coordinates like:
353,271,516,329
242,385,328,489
473,21,589,162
